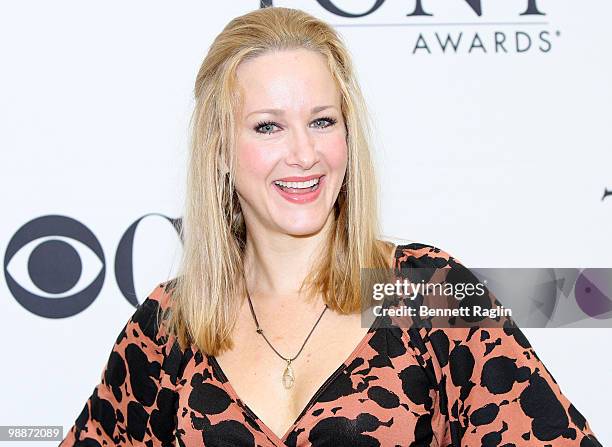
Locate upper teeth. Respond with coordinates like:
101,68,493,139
274,177,320,188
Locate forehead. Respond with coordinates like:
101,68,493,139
235,48,341,112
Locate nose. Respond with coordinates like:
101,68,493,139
285,126,319,169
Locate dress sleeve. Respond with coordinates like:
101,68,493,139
401,245,603,446
421,325,602,446
59,281,179,447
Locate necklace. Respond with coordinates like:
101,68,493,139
245,286,328,390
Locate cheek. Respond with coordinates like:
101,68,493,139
323,133,348,172
236,140,276,181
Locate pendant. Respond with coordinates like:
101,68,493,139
282,359,295,389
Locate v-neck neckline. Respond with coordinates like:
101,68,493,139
206,243,399,445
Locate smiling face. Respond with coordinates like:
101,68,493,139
233,48,348,238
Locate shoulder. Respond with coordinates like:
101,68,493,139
388,248,602,444
147,278,177,310
390,242,531,360
61,282,183,445
394,241,465,269
118,279,178,349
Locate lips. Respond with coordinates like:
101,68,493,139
273,174,324,183
272,175,325,204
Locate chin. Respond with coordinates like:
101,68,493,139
276,215,329,237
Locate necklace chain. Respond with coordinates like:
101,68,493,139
245,286,328,362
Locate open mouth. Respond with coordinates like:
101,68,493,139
272,175,325,203
273,176,323,194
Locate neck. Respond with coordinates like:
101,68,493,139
242,214,334,305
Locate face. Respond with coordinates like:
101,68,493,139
233,48,348,238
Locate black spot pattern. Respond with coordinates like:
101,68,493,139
61,244,602,446
188,376,233,415
480,356,530,394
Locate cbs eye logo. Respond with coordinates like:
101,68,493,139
4,214,181,319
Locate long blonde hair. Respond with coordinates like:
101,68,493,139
160,6,396,356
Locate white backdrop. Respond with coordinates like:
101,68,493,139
1,1,610,445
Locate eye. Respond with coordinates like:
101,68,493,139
254,120,279,135
254,116,339,135
311,116,338,129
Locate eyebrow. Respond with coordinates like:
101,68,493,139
246,105,335,118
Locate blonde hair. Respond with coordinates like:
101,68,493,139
160,6,396,356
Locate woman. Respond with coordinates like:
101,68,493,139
61,6,601,447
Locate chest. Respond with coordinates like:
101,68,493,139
172,325,443,446
211,309,371,437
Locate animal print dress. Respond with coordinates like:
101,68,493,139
60,243,602,446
